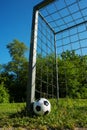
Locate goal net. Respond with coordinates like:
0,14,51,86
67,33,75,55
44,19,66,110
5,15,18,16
28,0,87,104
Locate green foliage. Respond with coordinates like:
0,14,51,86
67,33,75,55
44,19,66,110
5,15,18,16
59,50,87,98
7,39,28,62
36,51,87,99
0,83,9,103
6,39,28,74
36,54,56,98
0,38,87,102
1,39,28,102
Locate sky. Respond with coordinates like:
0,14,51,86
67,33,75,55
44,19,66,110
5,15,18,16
0,0,43,64
0,0,87,65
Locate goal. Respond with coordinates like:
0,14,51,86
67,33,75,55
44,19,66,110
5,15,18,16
27,0,87,109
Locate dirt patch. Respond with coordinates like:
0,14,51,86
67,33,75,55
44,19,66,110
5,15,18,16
75,128,87,130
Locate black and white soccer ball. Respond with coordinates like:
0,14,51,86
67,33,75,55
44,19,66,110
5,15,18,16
33,98,51,115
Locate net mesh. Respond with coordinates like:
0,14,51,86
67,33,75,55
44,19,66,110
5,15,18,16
34,0,87,99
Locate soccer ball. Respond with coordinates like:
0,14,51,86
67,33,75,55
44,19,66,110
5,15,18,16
33,98,51,115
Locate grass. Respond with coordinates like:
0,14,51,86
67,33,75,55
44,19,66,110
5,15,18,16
0,99,87,130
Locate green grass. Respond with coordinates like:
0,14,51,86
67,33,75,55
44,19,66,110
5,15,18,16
0,99,87,130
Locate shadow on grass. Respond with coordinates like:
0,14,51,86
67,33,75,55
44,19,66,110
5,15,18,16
9,103,35,118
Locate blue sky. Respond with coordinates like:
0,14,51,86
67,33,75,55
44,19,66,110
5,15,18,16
0,0,87,65
0,0,43,64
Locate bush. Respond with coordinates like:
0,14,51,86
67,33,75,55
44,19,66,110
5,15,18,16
0,82,9,103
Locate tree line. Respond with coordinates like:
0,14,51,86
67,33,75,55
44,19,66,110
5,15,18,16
0,39,87,103
36,51,87,99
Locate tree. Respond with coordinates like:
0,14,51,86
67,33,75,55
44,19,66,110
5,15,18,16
58,50,87,98
34,51,87,99
36,54,57,98
6,39,28,75
4,39,28,102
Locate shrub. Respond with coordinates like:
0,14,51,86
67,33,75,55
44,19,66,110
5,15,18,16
0,82,9,103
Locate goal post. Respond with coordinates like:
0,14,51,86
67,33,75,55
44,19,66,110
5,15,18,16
26,10,38,110
26,0,55,111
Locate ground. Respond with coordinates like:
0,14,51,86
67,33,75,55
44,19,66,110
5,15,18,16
0,99,87,130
